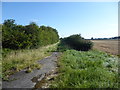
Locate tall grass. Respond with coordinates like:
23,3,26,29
50,50,118,88
2,43,58,80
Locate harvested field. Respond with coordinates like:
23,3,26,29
91,40,119,55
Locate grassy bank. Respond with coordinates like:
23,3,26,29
2,43,58,80
50,50,118,88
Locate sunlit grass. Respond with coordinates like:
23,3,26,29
2,43,58,80
50,50,118,88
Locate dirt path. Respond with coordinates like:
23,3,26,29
3,52,60,88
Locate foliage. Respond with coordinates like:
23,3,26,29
50,50,118,88
57,40,71,52
2,19,59,50
39,26,59,46
57,34,93,51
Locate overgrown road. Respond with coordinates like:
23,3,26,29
3,52,60,88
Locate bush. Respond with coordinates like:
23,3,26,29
58,34,93,51
57,41,71,52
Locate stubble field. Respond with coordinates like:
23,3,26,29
91,40,119,55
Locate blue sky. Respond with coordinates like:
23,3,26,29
2,2,118,39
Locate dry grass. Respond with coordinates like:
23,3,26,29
91,40,119,55
2,43,58,80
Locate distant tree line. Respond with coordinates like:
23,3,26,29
2,19,59,49
90,36,120,40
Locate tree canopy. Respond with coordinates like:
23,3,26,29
2,19,59,49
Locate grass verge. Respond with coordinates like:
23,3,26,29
2,43,58,80
50,50,118,88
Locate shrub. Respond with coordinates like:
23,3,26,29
57,41,71,52
58,34,93,51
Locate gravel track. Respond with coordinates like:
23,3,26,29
3,52,60,88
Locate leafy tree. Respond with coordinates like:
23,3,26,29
91,37,93,40
25,22,40,48
3,19,16,29
39,26,59,46
2,19,59,50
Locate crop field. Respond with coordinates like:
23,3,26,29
91,40,119,55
